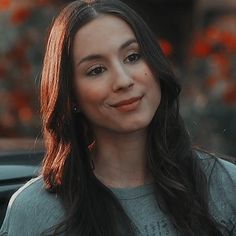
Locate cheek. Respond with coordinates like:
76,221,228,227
144,72,162,106
138,66,159,90
74,81,109,108
135,63,155,82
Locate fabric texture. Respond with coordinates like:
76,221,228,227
0,152,236,236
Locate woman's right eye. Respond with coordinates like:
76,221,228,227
87,66,106,76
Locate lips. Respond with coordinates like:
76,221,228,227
112,96,143,107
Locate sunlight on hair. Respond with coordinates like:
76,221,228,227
83,0,96,5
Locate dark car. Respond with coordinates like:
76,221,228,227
0,139,44,225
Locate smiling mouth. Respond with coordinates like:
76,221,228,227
112,96,142,107
111,96,143,111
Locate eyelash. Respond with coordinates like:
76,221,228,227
124,52,141,64
86,52,142,77
87,65,106,76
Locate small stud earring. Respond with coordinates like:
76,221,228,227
73,106,80,113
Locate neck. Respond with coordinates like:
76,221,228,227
91,128,153,188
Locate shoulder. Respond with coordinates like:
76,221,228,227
0,176,64,235
7,176,63,214
195,150,236,183
195,150,236,232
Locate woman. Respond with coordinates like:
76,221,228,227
1,0,235,235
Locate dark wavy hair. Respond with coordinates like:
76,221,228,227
40,0,224,235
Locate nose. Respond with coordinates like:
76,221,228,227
112,63,134,92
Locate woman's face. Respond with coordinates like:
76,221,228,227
72,14,161,134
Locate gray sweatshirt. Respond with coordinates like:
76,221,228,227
1,153,236,235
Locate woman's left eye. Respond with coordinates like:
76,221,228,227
124,53,141,64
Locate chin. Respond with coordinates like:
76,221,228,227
117,119,151,133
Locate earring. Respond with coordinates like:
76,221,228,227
73,106,80,113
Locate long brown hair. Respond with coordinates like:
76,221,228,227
41,0,225,235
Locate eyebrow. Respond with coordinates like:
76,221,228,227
76,38,138,67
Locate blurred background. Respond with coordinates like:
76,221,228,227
0,0,235,156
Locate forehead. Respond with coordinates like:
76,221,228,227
72,14,137,58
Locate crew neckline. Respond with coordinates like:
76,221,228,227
109,182,154,200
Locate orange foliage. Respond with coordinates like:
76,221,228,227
205,27,221,44
223,85,236,105
205,76,218,89
0,65,6,77
0,0,10,10
10,90,31,109
191,39,211,57
221,32,236,51
19,106,33,122
7,42,28,61
38,0,51,6
159,39,173,57
11,7,31,25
